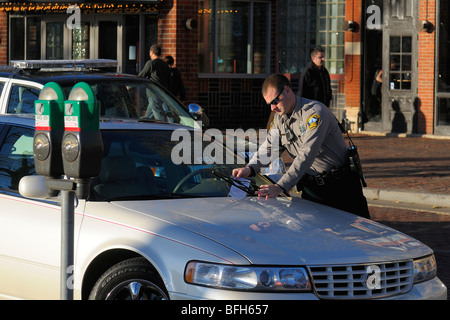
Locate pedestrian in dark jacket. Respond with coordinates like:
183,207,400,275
297,47,332,107
138,44,171,90
165,55,186,101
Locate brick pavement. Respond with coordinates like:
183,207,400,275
351,133,450,196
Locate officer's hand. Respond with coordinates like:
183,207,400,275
256,184,282,199
232,167,251,179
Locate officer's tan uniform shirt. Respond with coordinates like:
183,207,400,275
248,96,348,192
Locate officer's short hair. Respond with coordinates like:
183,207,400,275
262,74,292,96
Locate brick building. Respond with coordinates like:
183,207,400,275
0,1,448,135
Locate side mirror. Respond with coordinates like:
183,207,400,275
188,103,209,128
19,175,56,200
19,175,79,206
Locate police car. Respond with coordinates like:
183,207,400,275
0,59,283,178
0,114,446,300
0,59,208,128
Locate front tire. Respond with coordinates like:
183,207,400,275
89,257,169,300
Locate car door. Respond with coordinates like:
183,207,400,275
0,123,81,299
6,81,42,114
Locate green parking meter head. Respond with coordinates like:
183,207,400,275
33,82,66,183
64,82,99,131
34,82,65,131
62,82,103,192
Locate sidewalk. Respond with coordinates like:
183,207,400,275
281,131,450,220
351,131,450,201
351,132,450,222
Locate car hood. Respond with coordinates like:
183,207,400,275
110,196,431,265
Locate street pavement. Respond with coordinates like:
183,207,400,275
282,132,450,298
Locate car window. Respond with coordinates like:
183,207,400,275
69,80,198,128
90,129,265,201
5,78,201,129
7,85,40,114
0,126,35,192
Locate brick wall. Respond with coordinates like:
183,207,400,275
158,0,199,104
343,0,362,126
418,0,436,134
0,12,7,65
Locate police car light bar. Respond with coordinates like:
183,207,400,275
10,59,118,70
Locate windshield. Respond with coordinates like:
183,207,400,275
61,79,199,128
90,129,269,201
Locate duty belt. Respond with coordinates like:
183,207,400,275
304,165,351,186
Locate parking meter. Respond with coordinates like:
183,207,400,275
33,82,65,195
62,82,103,199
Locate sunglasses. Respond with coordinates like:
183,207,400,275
268,87,284,106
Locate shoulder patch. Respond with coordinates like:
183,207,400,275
306,114,321,130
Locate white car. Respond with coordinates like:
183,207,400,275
0,115,446,300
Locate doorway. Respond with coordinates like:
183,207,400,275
362,0,418,134
362,28,383,131
381,1,418,134
98,21,118,60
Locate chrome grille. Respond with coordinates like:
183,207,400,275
308,261,413,299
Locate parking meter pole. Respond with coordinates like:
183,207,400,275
46,178,76,300
61,189,75,300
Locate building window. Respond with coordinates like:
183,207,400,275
72,23,90,59
10,17,41,60
317,0,345,74
46,22,64,60
389,36,412,91
10,17,25,60
437,0,450,127
198,0,270,75
278,0,344,75
438,1,449,93
278,0,317,74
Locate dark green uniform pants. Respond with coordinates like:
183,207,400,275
299,172,370,219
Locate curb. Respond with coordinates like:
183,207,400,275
364,187,450,208
356,131,450,140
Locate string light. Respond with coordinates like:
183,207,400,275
0,1,162,13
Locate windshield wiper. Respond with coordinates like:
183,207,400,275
212,170,259,196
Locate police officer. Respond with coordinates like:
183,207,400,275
233,74,370,219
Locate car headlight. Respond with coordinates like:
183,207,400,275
413,255,437,284
185,261,311,291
